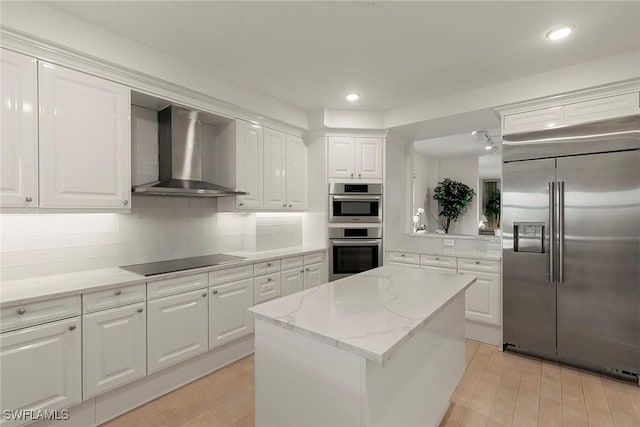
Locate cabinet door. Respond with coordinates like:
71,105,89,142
285,134,307,210
355,137,383,180
1,49,38,207
303,262,325,290
83,303,146,399
0,317,81,426
459,270,501,326
236,121,264,209
263,128,287,209
254,274,281,304
281,268,304,296
328,136,356,179
209,278,254,350
147,289,208,374
38,62,131,208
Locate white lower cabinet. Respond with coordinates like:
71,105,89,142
254,273,281,304
281,268,304,296
82,303,146,399
0,317,81,427
147,289,208,374
209,278,254,350
303,263,324,290
459,270,501,326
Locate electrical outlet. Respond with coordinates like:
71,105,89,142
443,239,455,247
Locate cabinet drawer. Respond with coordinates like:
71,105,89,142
503,106,563,134
254,273,281,304
386,251,420,265
303,252,325,266
147,273,208,300
420,266,458,275
565,93,639,121
1,295,81,333
281,256,303,270
83,284,146,313
457,258,500,273
254,260,281,276
209,264,253,287
420,254,457,269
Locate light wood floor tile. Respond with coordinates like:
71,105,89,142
100,341,640,427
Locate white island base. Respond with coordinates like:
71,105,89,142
254,295,466,427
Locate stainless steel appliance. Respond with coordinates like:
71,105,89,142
120,253,248,276
133,105,247,197
502,115,640,382
329,227,383,281
329,183,382,223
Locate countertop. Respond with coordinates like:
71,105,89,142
248,265,476,365
385,246,502,261
0,246,326,308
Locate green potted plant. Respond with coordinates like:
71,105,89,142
484,188,501,229
432,178,475,234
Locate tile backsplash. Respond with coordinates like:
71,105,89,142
0,105,303,281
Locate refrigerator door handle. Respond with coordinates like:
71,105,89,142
558,181,565,284
549,181,555,283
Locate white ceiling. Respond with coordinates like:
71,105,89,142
47,1,640,112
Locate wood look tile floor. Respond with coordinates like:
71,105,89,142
101,340,640,427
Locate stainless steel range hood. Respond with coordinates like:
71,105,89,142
133,106,247,197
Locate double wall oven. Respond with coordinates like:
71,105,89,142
329,183,383,281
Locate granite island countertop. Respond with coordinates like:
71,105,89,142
248,265,476,365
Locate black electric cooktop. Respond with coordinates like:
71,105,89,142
120,254,248,276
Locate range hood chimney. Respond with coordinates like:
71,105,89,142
133,106,247,197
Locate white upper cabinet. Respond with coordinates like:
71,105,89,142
328,136,383,181
38,62,131,208
235,120,264,209
285,134,307,210
1,49,38,207
328,136,356,179
263,127,287,209
355,137,383,180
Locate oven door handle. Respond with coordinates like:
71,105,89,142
331,240,382,246
331,195,381,201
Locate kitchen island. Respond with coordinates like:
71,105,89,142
248,265,477,427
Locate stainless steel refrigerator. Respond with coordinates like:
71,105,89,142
502,115,640,383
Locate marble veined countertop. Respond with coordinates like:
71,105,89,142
0,246,326,308
248,265,476,364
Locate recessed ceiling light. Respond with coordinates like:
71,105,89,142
546,25,574,41
346,92,360,102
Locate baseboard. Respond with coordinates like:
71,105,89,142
465,321,502,346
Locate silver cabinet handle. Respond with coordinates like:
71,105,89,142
475,261,480,265
267,277,272,282
202,292,207,297
212,289,218,294
137,307,143,313
350,173,354,178
549,181,555,283
300,270,304,273
16,307,26,315
283,204,287,208
358,173,362,178
305,268,310,272
288,204,292,208
400,254,405,257
239,202,244,207
435,257,440,261
115,289,122,296
68,325,76,331
267,263,272,267
559,181,565,284
25,196,33,202
123,200,129,206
